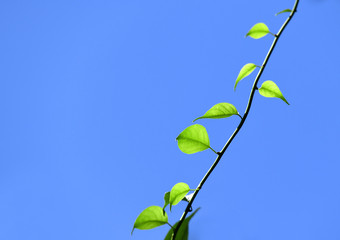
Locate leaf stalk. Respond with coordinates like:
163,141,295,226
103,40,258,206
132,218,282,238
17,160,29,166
209,147,218,155
167,222,174,229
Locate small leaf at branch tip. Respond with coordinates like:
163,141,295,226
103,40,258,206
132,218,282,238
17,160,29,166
246,23,270,39
275,9,292,16
258,80,289,105
176,124,210,154
193,103,239,122
234,63,257,90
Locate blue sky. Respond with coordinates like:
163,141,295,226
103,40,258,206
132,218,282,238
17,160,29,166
1,0,340,239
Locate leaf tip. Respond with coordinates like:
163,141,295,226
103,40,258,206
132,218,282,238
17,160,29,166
283,98,290,105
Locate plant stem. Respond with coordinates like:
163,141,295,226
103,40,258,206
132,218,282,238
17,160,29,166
171,1,299,239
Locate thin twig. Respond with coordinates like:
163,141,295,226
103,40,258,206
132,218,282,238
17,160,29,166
171,1,299,239
167,222,174,229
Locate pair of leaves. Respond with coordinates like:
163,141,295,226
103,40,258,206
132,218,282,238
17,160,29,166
234,65,288,104
163,183,191,211
177,103,239,154
133,182,195,235
234,64,290,106
164,208,200,240
259,80,289,105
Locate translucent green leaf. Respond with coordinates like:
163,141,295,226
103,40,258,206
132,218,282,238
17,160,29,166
164,208,200,240
259,80,289,105
176,124,210,154
193,103,238,122
275,9,292,16
132,206,168,234
234,63,257,90
163,192,170,212
246,23,270,39
170,182,190,211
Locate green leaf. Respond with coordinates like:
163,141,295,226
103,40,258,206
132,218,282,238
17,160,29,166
163,192,170,212
275,9,292,16
132,206,168,234
176,124,210,154
234,63,258,90
246,23,270,39
193,103,239,122
258,80,289,105
169,182,190,211
164,208,200,240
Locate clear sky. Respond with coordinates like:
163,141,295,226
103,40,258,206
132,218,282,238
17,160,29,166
1,0,340,240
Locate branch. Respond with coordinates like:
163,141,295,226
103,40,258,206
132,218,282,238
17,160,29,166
171,1,300,239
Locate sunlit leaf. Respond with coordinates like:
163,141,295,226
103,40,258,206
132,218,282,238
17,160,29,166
164,208,200,240
234,63,258,90
170,183,190,210
275,9,292,16
258,80,289,105
132,206,168,234
163,192,170,212
193,103,239,122
246,23,270,39
176,124,210,154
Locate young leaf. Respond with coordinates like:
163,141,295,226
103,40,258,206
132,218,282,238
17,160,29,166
193,103,239,122
246,23,270,39
234,63,258,90
258,80,289,105
275,9,292,16
132,206,168,234
176,124,210,154
163,192,170,212
169,182,190,210
164,208,200,240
